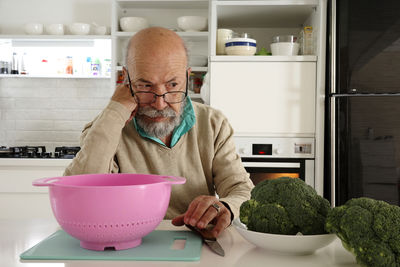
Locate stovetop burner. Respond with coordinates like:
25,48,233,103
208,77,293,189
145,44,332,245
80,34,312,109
0,146,80,159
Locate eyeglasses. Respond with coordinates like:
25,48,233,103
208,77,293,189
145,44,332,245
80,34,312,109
126,69,188,104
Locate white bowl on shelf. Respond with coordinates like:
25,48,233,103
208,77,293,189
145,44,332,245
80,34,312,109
225,37,257,56
119,17,148,32
270,42,300,56
94,25,109,35
177,16,207,32
46,24,64,35
24,23,43,35
69,23,90,35
232,218,336,255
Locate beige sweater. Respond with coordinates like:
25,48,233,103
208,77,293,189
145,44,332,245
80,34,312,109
64,100,254,219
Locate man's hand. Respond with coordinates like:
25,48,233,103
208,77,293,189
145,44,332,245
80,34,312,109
111,83,138,123
171,195,231,237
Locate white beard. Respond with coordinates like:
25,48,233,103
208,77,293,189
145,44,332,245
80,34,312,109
135,102,185,139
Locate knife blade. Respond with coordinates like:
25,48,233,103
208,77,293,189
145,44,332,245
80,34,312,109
185,224,225,256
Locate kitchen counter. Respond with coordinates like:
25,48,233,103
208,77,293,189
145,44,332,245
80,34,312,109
1,219,360,267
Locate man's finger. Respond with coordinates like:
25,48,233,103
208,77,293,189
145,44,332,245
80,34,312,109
196,205,218,229
171,214,185,226
211,213,230,237
187,198,214,226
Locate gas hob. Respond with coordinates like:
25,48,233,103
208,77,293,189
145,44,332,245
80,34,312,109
0,146,80,159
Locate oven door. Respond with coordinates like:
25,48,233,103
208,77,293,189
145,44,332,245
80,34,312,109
241,158,315,188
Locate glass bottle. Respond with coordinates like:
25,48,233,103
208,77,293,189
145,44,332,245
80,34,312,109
302,26,314,55
11,52,19,74
65,56,73,75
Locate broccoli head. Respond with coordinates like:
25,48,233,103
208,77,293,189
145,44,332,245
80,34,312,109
326,197,400,267
240,177,331,235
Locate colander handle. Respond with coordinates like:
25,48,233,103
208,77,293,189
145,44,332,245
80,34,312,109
161,176,186,185
32,177,61,186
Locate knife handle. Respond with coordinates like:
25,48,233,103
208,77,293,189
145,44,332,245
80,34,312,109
185,224,216,241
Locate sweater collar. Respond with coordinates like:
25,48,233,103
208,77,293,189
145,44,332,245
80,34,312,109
132,96,196,147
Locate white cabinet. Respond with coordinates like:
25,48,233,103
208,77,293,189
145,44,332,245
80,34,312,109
210,59,316,135
0,159,71,219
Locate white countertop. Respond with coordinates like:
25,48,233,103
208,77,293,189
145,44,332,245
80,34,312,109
1,219,360,267
0,158,72,167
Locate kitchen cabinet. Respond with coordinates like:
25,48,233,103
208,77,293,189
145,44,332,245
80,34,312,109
111,0,210,100
0,159,71,219
210,59,316,135
208,0,327,194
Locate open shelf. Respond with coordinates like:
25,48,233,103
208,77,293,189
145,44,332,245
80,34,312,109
0,74,110,79
0,35,111,40
116,0,208,9
210,55,317,62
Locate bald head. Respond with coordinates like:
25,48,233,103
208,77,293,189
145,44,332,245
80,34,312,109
125,27,188,70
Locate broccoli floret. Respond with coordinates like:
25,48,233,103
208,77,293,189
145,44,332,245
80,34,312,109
239,199,258,225
247,203,297,235
326,197,400,267
240,177,331,235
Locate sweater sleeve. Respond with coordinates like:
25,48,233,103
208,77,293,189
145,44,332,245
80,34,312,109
63,100,132,176
212,117,254,220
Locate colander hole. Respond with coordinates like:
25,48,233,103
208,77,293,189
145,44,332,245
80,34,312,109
115,224,118,227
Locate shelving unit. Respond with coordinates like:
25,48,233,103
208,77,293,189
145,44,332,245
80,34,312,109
111,0,210,92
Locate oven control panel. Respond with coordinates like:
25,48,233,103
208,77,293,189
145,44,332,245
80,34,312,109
234,137,315,158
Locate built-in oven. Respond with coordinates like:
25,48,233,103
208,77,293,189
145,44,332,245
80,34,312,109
234,137,315,188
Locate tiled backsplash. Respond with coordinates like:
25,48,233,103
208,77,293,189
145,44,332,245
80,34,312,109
0,78,112,152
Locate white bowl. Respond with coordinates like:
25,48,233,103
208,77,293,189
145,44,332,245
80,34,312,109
69,23,90,35
233,218,336,255
270,42,300,56
24,23,43,35
225,37,257,56
120,17,148,32
46,24,64,35
177,16,207,32
94,25,109,35
189,55,208,67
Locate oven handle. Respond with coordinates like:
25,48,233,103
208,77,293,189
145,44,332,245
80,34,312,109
242,162,301,168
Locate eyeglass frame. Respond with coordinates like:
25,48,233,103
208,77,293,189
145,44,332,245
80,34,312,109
125,67,189,104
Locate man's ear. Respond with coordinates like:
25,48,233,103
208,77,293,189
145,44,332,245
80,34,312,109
122,66,128,84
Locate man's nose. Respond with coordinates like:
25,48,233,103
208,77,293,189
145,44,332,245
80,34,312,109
151,92,168,110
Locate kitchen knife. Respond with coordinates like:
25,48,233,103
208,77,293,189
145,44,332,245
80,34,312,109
185,224,225,256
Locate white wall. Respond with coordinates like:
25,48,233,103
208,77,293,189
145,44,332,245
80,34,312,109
0,78,112,151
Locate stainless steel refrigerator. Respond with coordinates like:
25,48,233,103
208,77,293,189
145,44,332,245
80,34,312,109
327,0,400,206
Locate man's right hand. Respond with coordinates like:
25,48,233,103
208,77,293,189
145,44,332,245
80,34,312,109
111,83,138,123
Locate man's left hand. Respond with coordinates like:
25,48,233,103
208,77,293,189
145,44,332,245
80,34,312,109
171,195,231,237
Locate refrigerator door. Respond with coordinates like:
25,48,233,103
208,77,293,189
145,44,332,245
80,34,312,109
337,0,400,94
335,96,400,206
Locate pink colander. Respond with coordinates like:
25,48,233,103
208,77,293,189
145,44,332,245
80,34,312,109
33,173,186,251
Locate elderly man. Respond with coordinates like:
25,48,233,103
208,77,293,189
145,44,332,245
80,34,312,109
64,27,253,237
